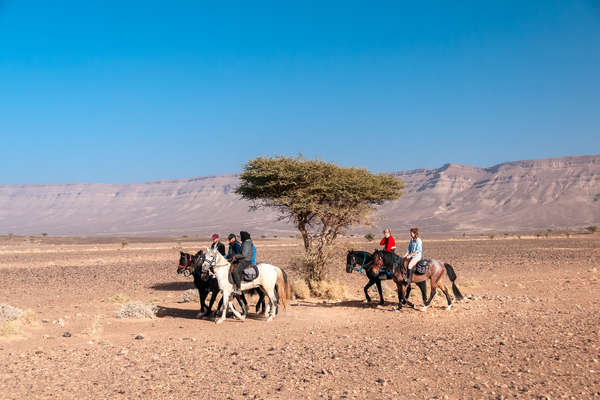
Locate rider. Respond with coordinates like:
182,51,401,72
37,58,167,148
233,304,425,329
210,233,226,256
403,227,422,285
380,228,396,253
231,231,254,295
225,233,242,262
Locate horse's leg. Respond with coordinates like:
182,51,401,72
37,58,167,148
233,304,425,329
414,281,426,308
197,288,207,318
363,279,375,303
236,293,248,320
216,291,229,324
263,279,277,321
422,280,438,312
256,289,265,314
229,294,244,321
206,290,218,316
395,282,404,310
438,282,452,310
375,279,384,306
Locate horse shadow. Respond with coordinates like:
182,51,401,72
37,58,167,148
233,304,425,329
155,305,269,321
293,299,390,309
292,299,431,312
150,281,195,291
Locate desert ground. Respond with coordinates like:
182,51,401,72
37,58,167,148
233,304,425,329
0,234,598,399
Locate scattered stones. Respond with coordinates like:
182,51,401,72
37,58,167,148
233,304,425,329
62,332,71,338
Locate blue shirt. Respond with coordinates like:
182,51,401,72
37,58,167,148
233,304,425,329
252,244,256,265
408,238,422,256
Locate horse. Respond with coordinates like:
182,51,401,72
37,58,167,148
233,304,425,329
373,250,464,311
201,247,290,324
346,250,416,306
177,251,271,318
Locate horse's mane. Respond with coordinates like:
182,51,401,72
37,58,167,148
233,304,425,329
206,247,230,267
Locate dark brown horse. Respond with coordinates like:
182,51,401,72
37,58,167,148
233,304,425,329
373,250,464,311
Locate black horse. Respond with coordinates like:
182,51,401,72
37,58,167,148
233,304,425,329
177,251,273,317
346,250,422,307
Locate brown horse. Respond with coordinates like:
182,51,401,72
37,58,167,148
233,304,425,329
373,250,464,311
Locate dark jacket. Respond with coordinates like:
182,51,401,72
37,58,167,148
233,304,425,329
234,231,254,263
211,241,226,257
226,240,242,261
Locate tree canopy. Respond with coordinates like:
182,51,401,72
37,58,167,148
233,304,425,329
236,156,404,281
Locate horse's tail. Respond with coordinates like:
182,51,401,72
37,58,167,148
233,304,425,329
444,263,464,300
275,267,290,310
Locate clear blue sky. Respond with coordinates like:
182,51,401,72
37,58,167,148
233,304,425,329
1,1,599,184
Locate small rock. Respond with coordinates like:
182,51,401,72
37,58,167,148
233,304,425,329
63,331,71,337
135,334,144,340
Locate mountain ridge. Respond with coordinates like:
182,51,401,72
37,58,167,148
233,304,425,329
1,154,598,236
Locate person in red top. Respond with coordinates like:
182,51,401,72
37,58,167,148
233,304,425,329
380,228,396,252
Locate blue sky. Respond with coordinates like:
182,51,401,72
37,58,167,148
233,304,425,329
1,1,599,184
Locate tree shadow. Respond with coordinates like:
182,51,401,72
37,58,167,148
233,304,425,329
151,281,195,291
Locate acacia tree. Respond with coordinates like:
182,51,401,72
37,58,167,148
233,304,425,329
235,156,404,282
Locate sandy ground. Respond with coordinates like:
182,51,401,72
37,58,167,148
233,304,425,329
0,235,599,399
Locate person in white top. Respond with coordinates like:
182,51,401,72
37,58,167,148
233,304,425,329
403,227,422,285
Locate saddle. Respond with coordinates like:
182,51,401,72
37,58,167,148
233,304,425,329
228,263,260,284
414,259,430,275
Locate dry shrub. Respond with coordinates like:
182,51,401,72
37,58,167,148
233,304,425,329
181,289,199,303
109,293,131,304
0,321,21,337
308,279,350,301
116,301,157,319
0,304,23,322
462,278,481,288
291,279,311,300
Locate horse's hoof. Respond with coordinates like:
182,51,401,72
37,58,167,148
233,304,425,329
239,315,246,321
421,306,428,312
196,311,206,318
215,318,224,325
266,316,274,322
446,305,452,311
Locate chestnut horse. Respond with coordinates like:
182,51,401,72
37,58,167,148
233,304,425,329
373,250,464,311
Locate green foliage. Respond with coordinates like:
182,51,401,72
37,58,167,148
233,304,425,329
236,156,404,281
585,225,598,233
365,233,375,241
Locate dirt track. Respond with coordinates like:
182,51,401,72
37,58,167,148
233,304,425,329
0,235,599,399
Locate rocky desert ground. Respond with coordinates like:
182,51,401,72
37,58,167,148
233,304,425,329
0,234,599,399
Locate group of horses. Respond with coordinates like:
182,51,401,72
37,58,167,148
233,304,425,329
177,247,290,324
346,249,464,311
176,246,464,324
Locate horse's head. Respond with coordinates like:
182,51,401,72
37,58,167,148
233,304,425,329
177,251,194,276
346,250,357,273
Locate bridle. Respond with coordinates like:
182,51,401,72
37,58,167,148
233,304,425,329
348,251,373,274
178,253,194,277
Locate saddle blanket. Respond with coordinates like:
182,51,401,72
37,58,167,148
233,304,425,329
415,259,430,275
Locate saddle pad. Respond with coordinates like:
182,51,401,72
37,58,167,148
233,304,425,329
415,259,430,275
242,265,259,282
228,265,259,284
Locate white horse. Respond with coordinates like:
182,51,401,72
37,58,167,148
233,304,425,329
202,247,290,324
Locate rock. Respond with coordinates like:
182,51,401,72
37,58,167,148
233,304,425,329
135,334,144,340
63,331,71,337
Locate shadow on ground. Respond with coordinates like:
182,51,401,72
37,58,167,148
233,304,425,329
155,305,269,321
151,281,195,291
